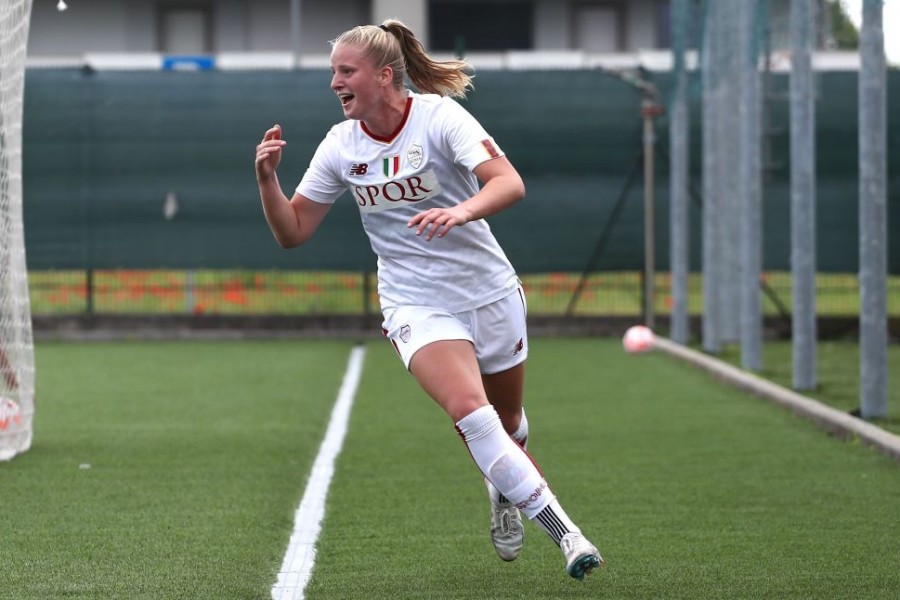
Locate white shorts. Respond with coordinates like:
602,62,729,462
382,285,529,375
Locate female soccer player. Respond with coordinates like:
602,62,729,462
254,19,602,580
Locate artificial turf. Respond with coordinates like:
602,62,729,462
308,338,900,599
715,340,900,435
1,338,898,599
0,340,353,599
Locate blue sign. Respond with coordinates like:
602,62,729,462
163,55,216,71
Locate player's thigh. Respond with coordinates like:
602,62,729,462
409,339,487,423
383,306,486,421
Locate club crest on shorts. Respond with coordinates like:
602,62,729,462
407,144,423,169
399,324,411,343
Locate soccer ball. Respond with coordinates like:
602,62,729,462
622,325,655,354
0,397,23,431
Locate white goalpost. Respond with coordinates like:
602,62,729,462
0,0,35,461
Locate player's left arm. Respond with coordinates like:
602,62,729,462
407,157,525,240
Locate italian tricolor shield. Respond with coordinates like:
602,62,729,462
382,155,400,177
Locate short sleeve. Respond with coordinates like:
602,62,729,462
296,129,346,204
439,98,506,172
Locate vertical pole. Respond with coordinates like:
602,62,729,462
720,0,741,344
670,0,690,344
791,0,817,390
859,0,887,418
643,103,656,330
290,0,301,68
702,0,721,353
761,0,774,186
363,270,372,317
83,69,95,317
185,270,195,314
86,269,94,315
740,0,763,371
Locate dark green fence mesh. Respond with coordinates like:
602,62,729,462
22,68,900,274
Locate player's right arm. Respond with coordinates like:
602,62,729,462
256,124,331,248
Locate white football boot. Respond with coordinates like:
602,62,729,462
486,479,524,561
560,532,604,580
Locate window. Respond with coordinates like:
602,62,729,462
572,4,621,52
656,0,671,48
159,6,211,54
429,1,534,52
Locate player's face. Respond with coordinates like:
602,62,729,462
330,43,383,120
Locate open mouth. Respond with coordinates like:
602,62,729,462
338,93,354,107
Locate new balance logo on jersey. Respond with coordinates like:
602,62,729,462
353,168,442,213
349,163,369,176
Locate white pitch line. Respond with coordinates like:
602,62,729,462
271,345,366,600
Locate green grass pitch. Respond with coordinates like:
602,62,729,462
1,338,898,599
716,341,900,435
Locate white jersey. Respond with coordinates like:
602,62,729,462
296,90,519,313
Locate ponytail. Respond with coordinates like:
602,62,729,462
331,20,474,99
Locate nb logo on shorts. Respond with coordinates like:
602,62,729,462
512,338,524,356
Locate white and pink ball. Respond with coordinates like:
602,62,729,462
622,325,655,354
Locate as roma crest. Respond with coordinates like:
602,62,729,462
407,144,423,169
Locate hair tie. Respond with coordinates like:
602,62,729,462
379,24,389,32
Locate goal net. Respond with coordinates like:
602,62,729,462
0,0,34,461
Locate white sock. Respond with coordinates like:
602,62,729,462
491,408,530,504
511,408,529,449
457,405,554,519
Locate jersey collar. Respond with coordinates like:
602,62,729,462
360,95,413,144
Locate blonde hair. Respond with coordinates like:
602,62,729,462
330,19,474,99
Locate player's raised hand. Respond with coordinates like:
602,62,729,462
256,124,287,182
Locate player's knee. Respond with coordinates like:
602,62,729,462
450,395,491,423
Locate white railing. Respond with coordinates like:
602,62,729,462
25,50,865,71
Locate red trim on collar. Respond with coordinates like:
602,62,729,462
360,96,413,143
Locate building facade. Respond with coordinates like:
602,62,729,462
28,0,674,58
